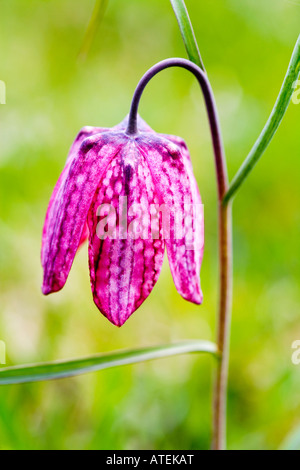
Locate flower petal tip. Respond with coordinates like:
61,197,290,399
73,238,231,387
42,287,52,296
98,308,133,328
196,290,204,305
41,286,50,296
110,317,129,328
41,280,64,296
180,288,203,306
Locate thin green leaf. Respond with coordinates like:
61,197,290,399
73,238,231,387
78,0,109,61
0,340,218,385
170,0,205,71
223,35,300,204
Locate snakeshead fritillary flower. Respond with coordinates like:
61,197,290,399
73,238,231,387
41,116,204,326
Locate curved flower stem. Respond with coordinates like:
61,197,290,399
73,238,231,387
127,58,232,449
223,35,300,204
127,58,228,200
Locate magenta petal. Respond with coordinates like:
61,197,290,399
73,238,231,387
42,126,106,262
161,133,204,276
41,115,205,326
87,141,165,326
78,223,89,248
137,133,204,305
42,131,124,295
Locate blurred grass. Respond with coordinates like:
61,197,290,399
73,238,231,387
0,0,300,450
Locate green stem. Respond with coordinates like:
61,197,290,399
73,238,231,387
223,35,300,204
78,0,109,60
169,0,205,71
168,1,233,449
212,200,233,450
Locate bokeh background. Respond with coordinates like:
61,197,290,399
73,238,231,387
0,0,300,450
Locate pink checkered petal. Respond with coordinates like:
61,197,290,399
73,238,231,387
88,140,165,326
42,132,125,294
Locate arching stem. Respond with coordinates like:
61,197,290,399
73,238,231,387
127,58,232,449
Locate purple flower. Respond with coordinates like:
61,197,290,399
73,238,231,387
41,116,204,326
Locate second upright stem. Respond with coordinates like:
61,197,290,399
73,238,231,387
212,200,232,450
126,58,232,450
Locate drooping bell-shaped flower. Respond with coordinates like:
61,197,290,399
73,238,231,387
41,116,204,326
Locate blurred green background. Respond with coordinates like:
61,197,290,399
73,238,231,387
0,0,300,450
